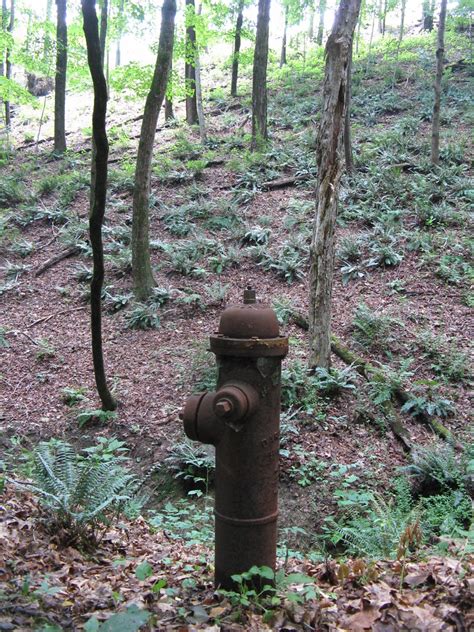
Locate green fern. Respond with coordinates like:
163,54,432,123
14,439,138,547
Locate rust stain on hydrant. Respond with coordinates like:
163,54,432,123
182,287,289,590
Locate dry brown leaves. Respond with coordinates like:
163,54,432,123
1,487,472,631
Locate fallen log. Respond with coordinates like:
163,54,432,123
35,245,81,277
290,310,454,443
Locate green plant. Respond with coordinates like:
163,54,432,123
401,392,455,418
241,225,271,246
336,236,365,262
13,439,138,548
35,338,56,360
312,365,357,398
148,499,214,546
61,386,87,406
188,342,217,393
281,360,323,414
126,304,160,330
402,443,467,495
352,303,399,350
165,440,214,496
417,331,470,383
77,409,118,428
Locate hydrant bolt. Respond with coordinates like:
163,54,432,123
215,398,233,416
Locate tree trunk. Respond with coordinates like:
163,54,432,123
381,0,387,36
308,2,315,40
194,2,205,141
422,0,434,31
54,0,67,153
81,0,116,411
308,0,361,369
251,0,271,150
230,0,244,97
44,0,53,64
99,0,108,69
132,0,176,300
165,58,175,120
280,5,288,67
316,0,326,46
185,0,198,125
115,0,124,67
4,0,13,127
1,0,6,81
431,0,447,165
344,38,354,173
397,0,407,55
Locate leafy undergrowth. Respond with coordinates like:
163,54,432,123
1,486,473,631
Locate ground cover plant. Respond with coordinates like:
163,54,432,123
0,1,472,630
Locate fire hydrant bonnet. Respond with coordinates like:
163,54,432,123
217,303,280,339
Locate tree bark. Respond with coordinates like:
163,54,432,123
44,0,53,64
99,0,108,70
308,0,361,369
397,0,407,55
81,0,116,411
316,0,326,46
194,3,206,142
251,0,271,150
4,0,13,127
422,0,434,31
231,0,244,96
132,0,176,300
165,59,174,121
344,38,354,173
1,0,6,81
185,0,198,125
115,0,124,67
431,0,447,165
308,2,315,40
54,0,67,153
280,5,288,67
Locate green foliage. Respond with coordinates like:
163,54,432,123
188,343,217,393
312,365,357,398
84,605,150,632
401,393,455,418
403,443,471,495
125,304,160,330
241,225,271,246
417,331,470,383
149,499,214,546
13,439,138,547
165,440,214,496
77,409,118,429
61,386,87,407
0,176,26,207
352,303,399,350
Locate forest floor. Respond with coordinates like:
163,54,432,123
1,34,473,630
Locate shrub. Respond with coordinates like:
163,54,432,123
352,303,399,350
126,304,160,330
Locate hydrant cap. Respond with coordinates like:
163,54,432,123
217,289,280,339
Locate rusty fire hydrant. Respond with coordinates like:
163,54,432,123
182,288,288,589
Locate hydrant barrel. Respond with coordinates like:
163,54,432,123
182,289,288,590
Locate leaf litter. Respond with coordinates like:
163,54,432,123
1,486,472,630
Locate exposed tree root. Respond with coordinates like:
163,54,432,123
290,310,454,445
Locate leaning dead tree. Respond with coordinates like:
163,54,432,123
308,0,361,369
82,0,116,411
431,0,448,165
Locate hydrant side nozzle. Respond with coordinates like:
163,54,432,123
213,382,259,428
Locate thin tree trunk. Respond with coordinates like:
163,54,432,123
316,0,326,46
165,58,174,120
115,0,124,66
1,0,6,81
422,0,434,31
185,0,198,125
132,0,176,300
308,0,361,369
54,0,67,153
355,9,362,54
81,0,116,411
344,39,354,173
44,0,53,64
99,0,108,69
431,0,447,165
251,0,271,150
4,0,13,127
397,0,407,55
230,0,244,97
381,0,387,36
308,2,315,40
280,5,288,67
195,2,205,141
